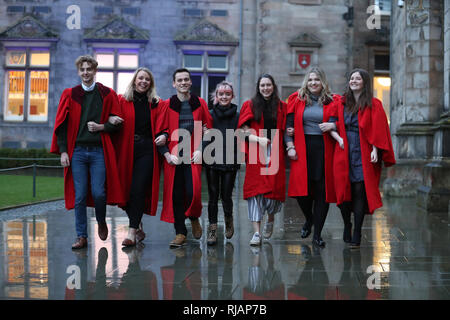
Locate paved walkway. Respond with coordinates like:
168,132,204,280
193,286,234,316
0,170,449,300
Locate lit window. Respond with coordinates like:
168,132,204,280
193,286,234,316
6,70,25,121
118,54,138,69
96,72,114,89
94,49,138,94
30,52,50,66
117,72,134,95
373,76,391,123
29,71,49,122
4,49,50,122
96,53,114,68
6,51,26,66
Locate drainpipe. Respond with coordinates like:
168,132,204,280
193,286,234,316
237,0,244,108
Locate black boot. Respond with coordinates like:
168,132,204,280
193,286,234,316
343,223,352,243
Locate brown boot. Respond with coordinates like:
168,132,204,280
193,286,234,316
191,219,203,239
207,224,217,246
72,237,87,249
225,216,234,239
169,234,186,248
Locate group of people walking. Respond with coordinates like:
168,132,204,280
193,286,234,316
51,55,395,251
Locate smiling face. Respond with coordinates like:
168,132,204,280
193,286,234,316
134,70,151,93
259,77,274,100
216,85,234,106
307,72,323,96
349,72,364,94
172,71,192,95
77,62,97,86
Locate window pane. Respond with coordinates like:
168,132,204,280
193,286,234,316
5,71,25,121
208,55,227,70
96,53,114,68
191,75,202,97
6,51,26,66
30,52,50,67
28,71,49,122
96,72,114,89
375,54,390,71
117,72,134,95
184,54,203,69
118,54,138,69
376,0,391,12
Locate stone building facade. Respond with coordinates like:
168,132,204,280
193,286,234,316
0,0,390,150
386,0,450,213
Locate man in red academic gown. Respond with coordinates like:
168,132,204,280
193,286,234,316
159,68,213,248
50,55,124,249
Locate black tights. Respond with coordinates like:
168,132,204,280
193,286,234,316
338,181,368,244
206,167,238,224
173,164,196,235
296,177,329,240
126,145,153,229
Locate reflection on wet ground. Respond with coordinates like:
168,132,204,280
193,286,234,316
1,170,449,300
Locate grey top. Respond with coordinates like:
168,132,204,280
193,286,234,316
302,95,324,135
179,100,194,134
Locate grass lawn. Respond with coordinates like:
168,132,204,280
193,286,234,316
0,175,64,209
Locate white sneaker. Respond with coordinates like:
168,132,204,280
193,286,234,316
263,221,274,239
250,232,262,246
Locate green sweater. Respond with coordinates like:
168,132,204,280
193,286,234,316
57,85,118,152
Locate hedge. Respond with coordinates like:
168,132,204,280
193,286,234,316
0,148,59,169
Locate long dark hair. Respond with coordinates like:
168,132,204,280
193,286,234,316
250,74,280,123
343,68,373,114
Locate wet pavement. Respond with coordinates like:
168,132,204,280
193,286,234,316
1,170,450,300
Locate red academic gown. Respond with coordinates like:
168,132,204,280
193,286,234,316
286,93,339,203
50,83,124,210
160,95,213,223
111,95,167,215
333,97,396,214
237,100,287,201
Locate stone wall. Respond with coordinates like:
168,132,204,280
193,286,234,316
386,0,450,213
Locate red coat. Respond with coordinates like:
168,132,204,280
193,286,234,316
237,100,287,201
50,83,124,210
333,97,395,214
286,92,339,203
160,95,213,223
111,95,167,215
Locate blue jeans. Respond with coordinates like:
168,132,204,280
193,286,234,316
71,146,106,238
